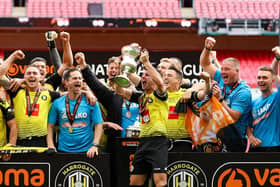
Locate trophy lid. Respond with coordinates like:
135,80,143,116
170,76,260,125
121,45,138,58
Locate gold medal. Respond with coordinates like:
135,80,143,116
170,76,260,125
68,127,73,133
126,111,131,118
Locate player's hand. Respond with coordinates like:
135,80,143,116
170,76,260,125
60,31,70,42
9,78,25,92
139,50,150,65
75,52,87,69
212,84,222,100
84,91,97,106
200,71,211,81
2,154,11,161
102,122,123,131
248,134,262,147
180,89,193,103
86,146,98,158
205,37,216,50
12,50,25,60
272,46,280,59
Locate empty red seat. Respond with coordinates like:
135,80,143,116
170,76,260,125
0,0,12,17
104,0,181,18
195,0,280,19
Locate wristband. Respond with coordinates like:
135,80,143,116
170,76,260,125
275,54,280,61
204,46,212,51
47,40,56,48
92,143,100,148
219,98,224,103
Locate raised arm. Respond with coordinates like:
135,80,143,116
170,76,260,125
271,46,280,86
196,72,211,100
210,50,221,69
180,72,211,103
75,52,115,108
140,51,166,95
46,31,62,71
127,72,141,87
200,37,218,79
60,31,73,68
0,50,25,79
114,83,133,100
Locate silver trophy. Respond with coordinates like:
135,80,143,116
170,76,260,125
126,117,141,138
113,45,140,88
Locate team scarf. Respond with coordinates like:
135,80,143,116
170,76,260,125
184,94,234,147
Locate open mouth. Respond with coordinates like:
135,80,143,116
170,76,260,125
40,71,45,76
258,83,265,87
222,75,228,79
142,80,147,87
74,84,81,88
28,79,36,83
110,73,117,78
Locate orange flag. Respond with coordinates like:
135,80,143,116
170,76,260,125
185,96,234,146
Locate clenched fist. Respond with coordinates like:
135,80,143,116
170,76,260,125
74,52,87,69
272,46,280,60
60,31,70,42
205,37,216,50
12,50,25,60
140,50,149,64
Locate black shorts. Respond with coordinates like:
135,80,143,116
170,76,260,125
17,136,47,147
131,136,169,175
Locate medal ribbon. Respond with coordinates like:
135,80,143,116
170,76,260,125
26,88,41,116
65,95,82,126
124,99,131,111
139,94,148,116
222,81,240,100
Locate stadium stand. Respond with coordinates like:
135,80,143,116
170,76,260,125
26,0,182,18
26,0,99,18
104,0,181,18
217,50,275,88
194,0,280,19
0,0,12,17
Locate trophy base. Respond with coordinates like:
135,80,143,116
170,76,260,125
113,75,131,88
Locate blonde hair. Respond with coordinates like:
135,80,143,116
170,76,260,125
223,57,240,70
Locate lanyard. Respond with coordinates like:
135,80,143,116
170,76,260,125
26,88,41,116
222,81,240,99
124,99,131,111
65,95,82,125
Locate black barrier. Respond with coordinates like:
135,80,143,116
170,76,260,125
0,153,110,187
2,142,280,187
115,138,280,187
167,153,280,187
115,138,140,186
